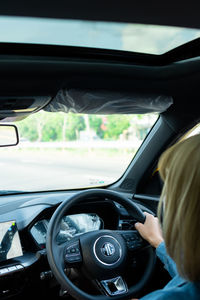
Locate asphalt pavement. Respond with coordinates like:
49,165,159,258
0,151,130,192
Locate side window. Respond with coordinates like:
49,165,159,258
181,123,200,141
136,123,200,196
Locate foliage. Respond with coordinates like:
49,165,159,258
17,113,39,141
16,111,156,142
89,115,104,138
103,115,132,140
42,113,64,141
65,113,86,140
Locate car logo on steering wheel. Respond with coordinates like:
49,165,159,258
101,242,115,256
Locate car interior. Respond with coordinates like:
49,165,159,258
0,1,200,300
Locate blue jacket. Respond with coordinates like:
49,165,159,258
140,242,200,300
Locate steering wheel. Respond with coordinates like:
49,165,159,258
46,189,156,300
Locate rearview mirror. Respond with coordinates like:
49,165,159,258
0,124,19,147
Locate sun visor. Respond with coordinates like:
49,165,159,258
0,96,51,122
44,89,173,114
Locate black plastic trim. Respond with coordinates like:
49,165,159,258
0,38,199,66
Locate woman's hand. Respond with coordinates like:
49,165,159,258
135,212,164,248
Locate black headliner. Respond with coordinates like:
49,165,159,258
0,1,200,29
1,37,200,65
0,46,199,112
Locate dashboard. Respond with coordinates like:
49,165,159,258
30,213,102,248
0,191,157,299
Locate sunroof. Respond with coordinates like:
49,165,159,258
0,16,199,54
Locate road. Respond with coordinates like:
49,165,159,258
0,151,131,192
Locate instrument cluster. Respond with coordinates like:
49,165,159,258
30,213,102,248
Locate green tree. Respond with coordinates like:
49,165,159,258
17,113,40,141
16,112,87,142
16,111,156,143
65,113,86,140
42,113,64,141
103,115,131,140
89,115,104,138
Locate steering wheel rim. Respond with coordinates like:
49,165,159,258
46,189,156,300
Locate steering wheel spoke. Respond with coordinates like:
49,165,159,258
51,236,83,270
64,239,82,266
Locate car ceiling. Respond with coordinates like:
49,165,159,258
0,1,200,121
0,1,200,29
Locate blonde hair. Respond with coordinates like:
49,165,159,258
158,134,200,281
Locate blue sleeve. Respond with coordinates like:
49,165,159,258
139,289,173,300
156,242,178,278
139,288,190,300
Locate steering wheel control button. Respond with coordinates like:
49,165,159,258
101,276,128,296
122,232,143,250
65,241,82,264
93,235,122,266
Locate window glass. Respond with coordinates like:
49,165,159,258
0,16,199,54
181,123,200,140
0,111,158,193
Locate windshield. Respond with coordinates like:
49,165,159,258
0,111,157,193
0,16,199,54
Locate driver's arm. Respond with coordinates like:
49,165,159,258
135,212,178,278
